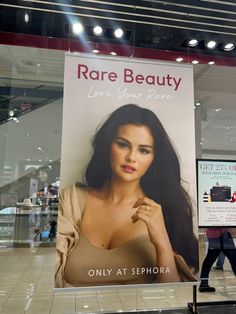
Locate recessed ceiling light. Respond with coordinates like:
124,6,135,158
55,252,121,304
110,52,117,56
192,60,199,64
195,102,201,106
208,61,215,65
206,40,217,49
223,43,235,51
72,22,83,35
24,13,29,23
215,108,222,112
92,49,99,53
114,28,124,38
188,39,198,47
93,25,103,36
176,57,183,62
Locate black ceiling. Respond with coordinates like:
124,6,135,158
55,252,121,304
0,0,236,58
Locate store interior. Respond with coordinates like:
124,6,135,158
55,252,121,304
1,46,235,246
0,48,235,314
0,0,236,313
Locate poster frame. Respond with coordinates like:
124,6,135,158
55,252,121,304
55,52,199,289
197,158,236,228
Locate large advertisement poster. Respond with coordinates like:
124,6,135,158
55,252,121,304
197,159,236,227
55,54,199,288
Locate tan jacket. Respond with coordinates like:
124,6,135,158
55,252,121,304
55,185,197,288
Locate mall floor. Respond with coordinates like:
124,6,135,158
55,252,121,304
0,236,235,314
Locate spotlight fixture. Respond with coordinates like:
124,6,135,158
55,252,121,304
206,40,217,49
187,39,199,47
92,49,99,53
114,28,124,38
195,102,201,107
72,22,83,35
93,25,103,36
223,43,235,51
24,12,30,23
192,60,199,64
176,57,183,62
110,52,117,56
208,61,215,65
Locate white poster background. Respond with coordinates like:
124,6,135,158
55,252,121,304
58,53,198,287
198,160,236,226
61,54,196,209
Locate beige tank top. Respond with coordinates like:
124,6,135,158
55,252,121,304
64,233,157,286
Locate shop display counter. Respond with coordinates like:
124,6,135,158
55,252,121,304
0,207,16,247
0,204,58,247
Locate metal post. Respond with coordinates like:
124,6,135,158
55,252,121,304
192,284,198,314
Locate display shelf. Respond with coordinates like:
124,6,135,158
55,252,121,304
0,208,16,247
0,204,58,247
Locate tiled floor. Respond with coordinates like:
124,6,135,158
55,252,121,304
0,237,235,314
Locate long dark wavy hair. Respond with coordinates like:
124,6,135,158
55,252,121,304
81,104,198,271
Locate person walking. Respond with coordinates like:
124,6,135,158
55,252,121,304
199,228,236,292
49,220,57,242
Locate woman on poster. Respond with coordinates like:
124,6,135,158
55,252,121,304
55,104,198,287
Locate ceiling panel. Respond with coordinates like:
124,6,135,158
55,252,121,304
1,0,236,60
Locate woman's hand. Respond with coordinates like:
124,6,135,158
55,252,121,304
131,197,168,248
132,197,181,282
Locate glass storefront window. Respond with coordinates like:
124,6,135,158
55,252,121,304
0,42,235,311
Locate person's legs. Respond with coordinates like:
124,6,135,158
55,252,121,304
200,248,221,279
199,248,221,292
222,231,236,275
223,249,236,275
213,251,225,270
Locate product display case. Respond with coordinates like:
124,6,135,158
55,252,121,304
0,203,58,247
0,207,16,247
